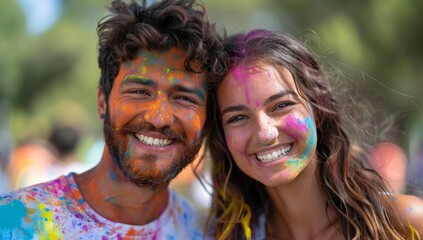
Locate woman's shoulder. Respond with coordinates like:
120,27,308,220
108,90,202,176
392,194,423,235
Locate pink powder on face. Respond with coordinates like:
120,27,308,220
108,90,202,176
285,114,308,133
255,100,260,107
232,66,251,104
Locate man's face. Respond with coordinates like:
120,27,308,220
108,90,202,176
101,48,207,187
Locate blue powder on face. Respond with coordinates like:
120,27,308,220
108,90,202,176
301,116,316,159
109,171,117,181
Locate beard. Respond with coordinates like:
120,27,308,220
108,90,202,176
103,110,202,187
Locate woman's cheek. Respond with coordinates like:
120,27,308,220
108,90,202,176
284,113,311,138
225,130,248,162
300,116,317,159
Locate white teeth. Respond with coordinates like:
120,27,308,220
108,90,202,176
256,145,292,163
135,134,174,146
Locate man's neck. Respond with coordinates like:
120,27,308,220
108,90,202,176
74,148,170,225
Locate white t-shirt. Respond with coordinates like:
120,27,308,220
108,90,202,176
0,173,205,239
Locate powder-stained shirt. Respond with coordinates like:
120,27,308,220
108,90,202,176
0,173,205,239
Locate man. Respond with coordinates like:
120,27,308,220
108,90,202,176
0,0,227,238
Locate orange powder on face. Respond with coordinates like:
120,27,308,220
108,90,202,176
143,95,174,125
164,48,186,68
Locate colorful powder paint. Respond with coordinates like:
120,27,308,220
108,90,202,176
36,203,62,239
109,171,117,181
255,100,260,107
285,159,305,169
284,114,316,159
168,76,179,84
284,159,306,178
163,67,175,75
300,116,316,159
140,66,147,74
196,129,203,139
233,66,251,104
0,174,206,239
405,207,414,213
0,199,28,228
123,75,154,85
285,114,308,134
141,53,158,65
194,88,204,102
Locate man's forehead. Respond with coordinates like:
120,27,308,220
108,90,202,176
117,48,207,87
121,48,187,68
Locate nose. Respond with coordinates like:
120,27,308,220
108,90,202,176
143,97,174,129
254,113,278,146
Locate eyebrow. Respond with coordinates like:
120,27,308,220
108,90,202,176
174,85,205,101
121,76,154,87
263,89,297,105
221,90,297,115
221,105,249,115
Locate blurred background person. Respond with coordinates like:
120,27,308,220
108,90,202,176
7,138,57,190
407,112,423,197
6,124,85,190
47,124,87,176
368,141,408,194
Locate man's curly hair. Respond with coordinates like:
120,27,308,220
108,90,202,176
97,0,228,100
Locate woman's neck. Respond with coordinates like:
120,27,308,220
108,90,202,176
264,161,339,239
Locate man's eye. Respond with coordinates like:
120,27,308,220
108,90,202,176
228,115,247,123
130,90,149,95
175,96,196,104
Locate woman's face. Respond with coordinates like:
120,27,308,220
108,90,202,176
218,61,318,186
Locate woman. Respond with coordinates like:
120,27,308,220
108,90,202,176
206,29,423,239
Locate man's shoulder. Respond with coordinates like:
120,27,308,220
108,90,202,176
0,174,79,239
0,174,71,207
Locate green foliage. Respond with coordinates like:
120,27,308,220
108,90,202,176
1,0,422,148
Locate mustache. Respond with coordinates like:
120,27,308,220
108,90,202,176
119,119,188,143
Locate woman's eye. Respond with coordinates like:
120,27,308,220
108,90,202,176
228,115,247,123
274,102,293,111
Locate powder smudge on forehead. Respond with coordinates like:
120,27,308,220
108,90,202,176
231,63,279,105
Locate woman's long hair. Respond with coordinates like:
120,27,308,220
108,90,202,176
206,29,415,240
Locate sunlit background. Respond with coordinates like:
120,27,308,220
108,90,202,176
1,0,423,201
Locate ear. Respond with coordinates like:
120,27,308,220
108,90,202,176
97,88,107,121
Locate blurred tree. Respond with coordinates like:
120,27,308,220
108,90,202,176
259,0,423,143
1,0,422,160
0,1,26,101
1,0,101,146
